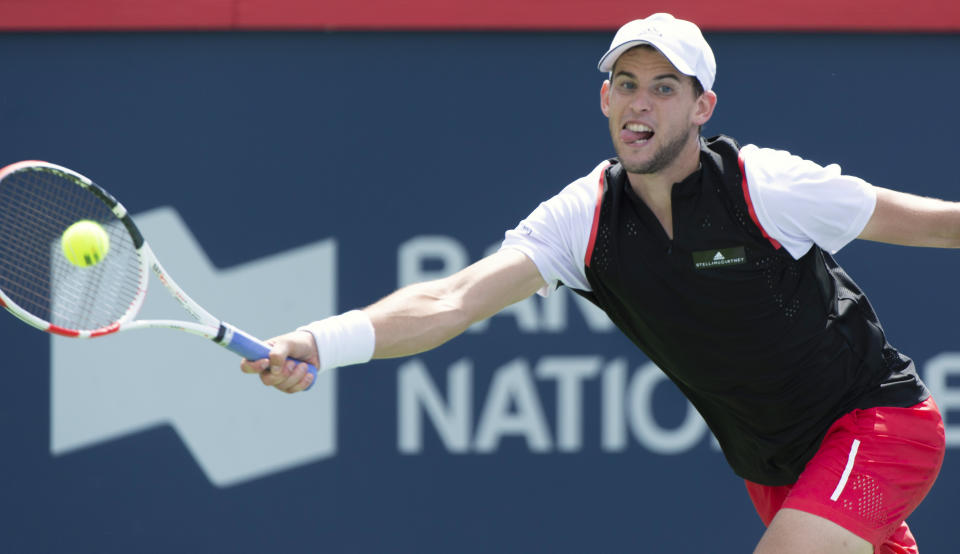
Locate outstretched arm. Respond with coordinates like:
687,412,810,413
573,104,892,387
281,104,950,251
241,248,546,392
859,187,960,247
367,248,546,359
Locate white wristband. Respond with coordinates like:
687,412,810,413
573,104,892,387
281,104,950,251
297,310,376,372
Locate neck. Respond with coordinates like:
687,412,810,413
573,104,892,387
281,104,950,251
624,134,702,240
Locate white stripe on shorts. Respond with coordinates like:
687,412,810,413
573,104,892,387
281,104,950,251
830,438,861,501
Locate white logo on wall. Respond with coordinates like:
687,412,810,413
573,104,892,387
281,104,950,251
51,231,960,488
50,207,338,488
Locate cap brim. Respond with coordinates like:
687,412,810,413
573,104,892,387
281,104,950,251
597,39,696,80
598,40,651,72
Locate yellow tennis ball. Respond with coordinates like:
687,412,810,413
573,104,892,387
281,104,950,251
62,220,110,267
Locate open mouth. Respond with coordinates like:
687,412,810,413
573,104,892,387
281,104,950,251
621,123,654,144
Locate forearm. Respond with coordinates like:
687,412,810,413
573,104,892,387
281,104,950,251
364,279,477,359
367,250,544,358
300,249,544,369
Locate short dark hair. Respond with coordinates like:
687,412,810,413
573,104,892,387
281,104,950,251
691,77,704,99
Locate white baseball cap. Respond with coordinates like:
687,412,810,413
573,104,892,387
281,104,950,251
597,13,716,92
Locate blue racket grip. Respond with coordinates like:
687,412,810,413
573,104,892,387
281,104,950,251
224,326,318,391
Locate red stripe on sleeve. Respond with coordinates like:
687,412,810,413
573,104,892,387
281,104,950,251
584,165,608,268
738,154,782,250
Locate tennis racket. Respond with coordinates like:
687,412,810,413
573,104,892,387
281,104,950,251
0,160,318,389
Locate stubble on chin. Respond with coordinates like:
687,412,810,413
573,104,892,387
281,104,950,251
616,125,697,175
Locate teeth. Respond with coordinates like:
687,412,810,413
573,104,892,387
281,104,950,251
625,123,653,132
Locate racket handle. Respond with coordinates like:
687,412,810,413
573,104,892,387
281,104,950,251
224,326,318,391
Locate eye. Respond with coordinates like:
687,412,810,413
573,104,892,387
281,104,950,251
616,79,637,91
655,83,675,95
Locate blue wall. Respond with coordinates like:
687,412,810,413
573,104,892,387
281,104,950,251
1,31,958,552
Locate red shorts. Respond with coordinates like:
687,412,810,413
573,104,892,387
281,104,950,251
745,397,945,552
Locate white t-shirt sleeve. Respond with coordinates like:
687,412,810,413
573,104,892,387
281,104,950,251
498,162,605,296
740,144,877,259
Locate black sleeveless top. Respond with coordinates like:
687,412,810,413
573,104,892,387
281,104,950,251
575,135,928,485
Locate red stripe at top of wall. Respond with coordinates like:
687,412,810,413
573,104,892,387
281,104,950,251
1,0,958,32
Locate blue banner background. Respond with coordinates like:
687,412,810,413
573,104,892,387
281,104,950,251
0,31,957,552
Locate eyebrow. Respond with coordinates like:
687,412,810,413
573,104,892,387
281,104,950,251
613,71,682,82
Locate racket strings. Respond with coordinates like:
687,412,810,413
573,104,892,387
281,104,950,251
0,167,144,331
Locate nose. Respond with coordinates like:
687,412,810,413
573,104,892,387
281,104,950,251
628,90,653,113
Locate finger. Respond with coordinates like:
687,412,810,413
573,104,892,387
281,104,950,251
260,364,288,387
259,359,299,388
240,357,269,374
275,360,308,393
283,363,315,394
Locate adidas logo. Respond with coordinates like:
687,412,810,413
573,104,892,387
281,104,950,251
712,251,725,261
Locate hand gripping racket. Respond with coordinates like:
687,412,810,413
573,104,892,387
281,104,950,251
0,160,318,389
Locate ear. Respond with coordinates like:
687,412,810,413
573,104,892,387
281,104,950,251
692,90,718,126
600,80,611,117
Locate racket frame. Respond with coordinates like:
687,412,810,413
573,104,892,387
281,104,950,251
0,160,317,388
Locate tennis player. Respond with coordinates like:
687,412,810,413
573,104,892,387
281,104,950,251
241,13,948,553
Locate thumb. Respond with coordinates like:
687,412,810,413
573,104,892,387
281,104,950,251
267,339,292,375
265,330,319,374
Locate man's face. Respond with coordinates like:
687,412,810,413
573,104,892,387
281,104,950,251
600,46,711,175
